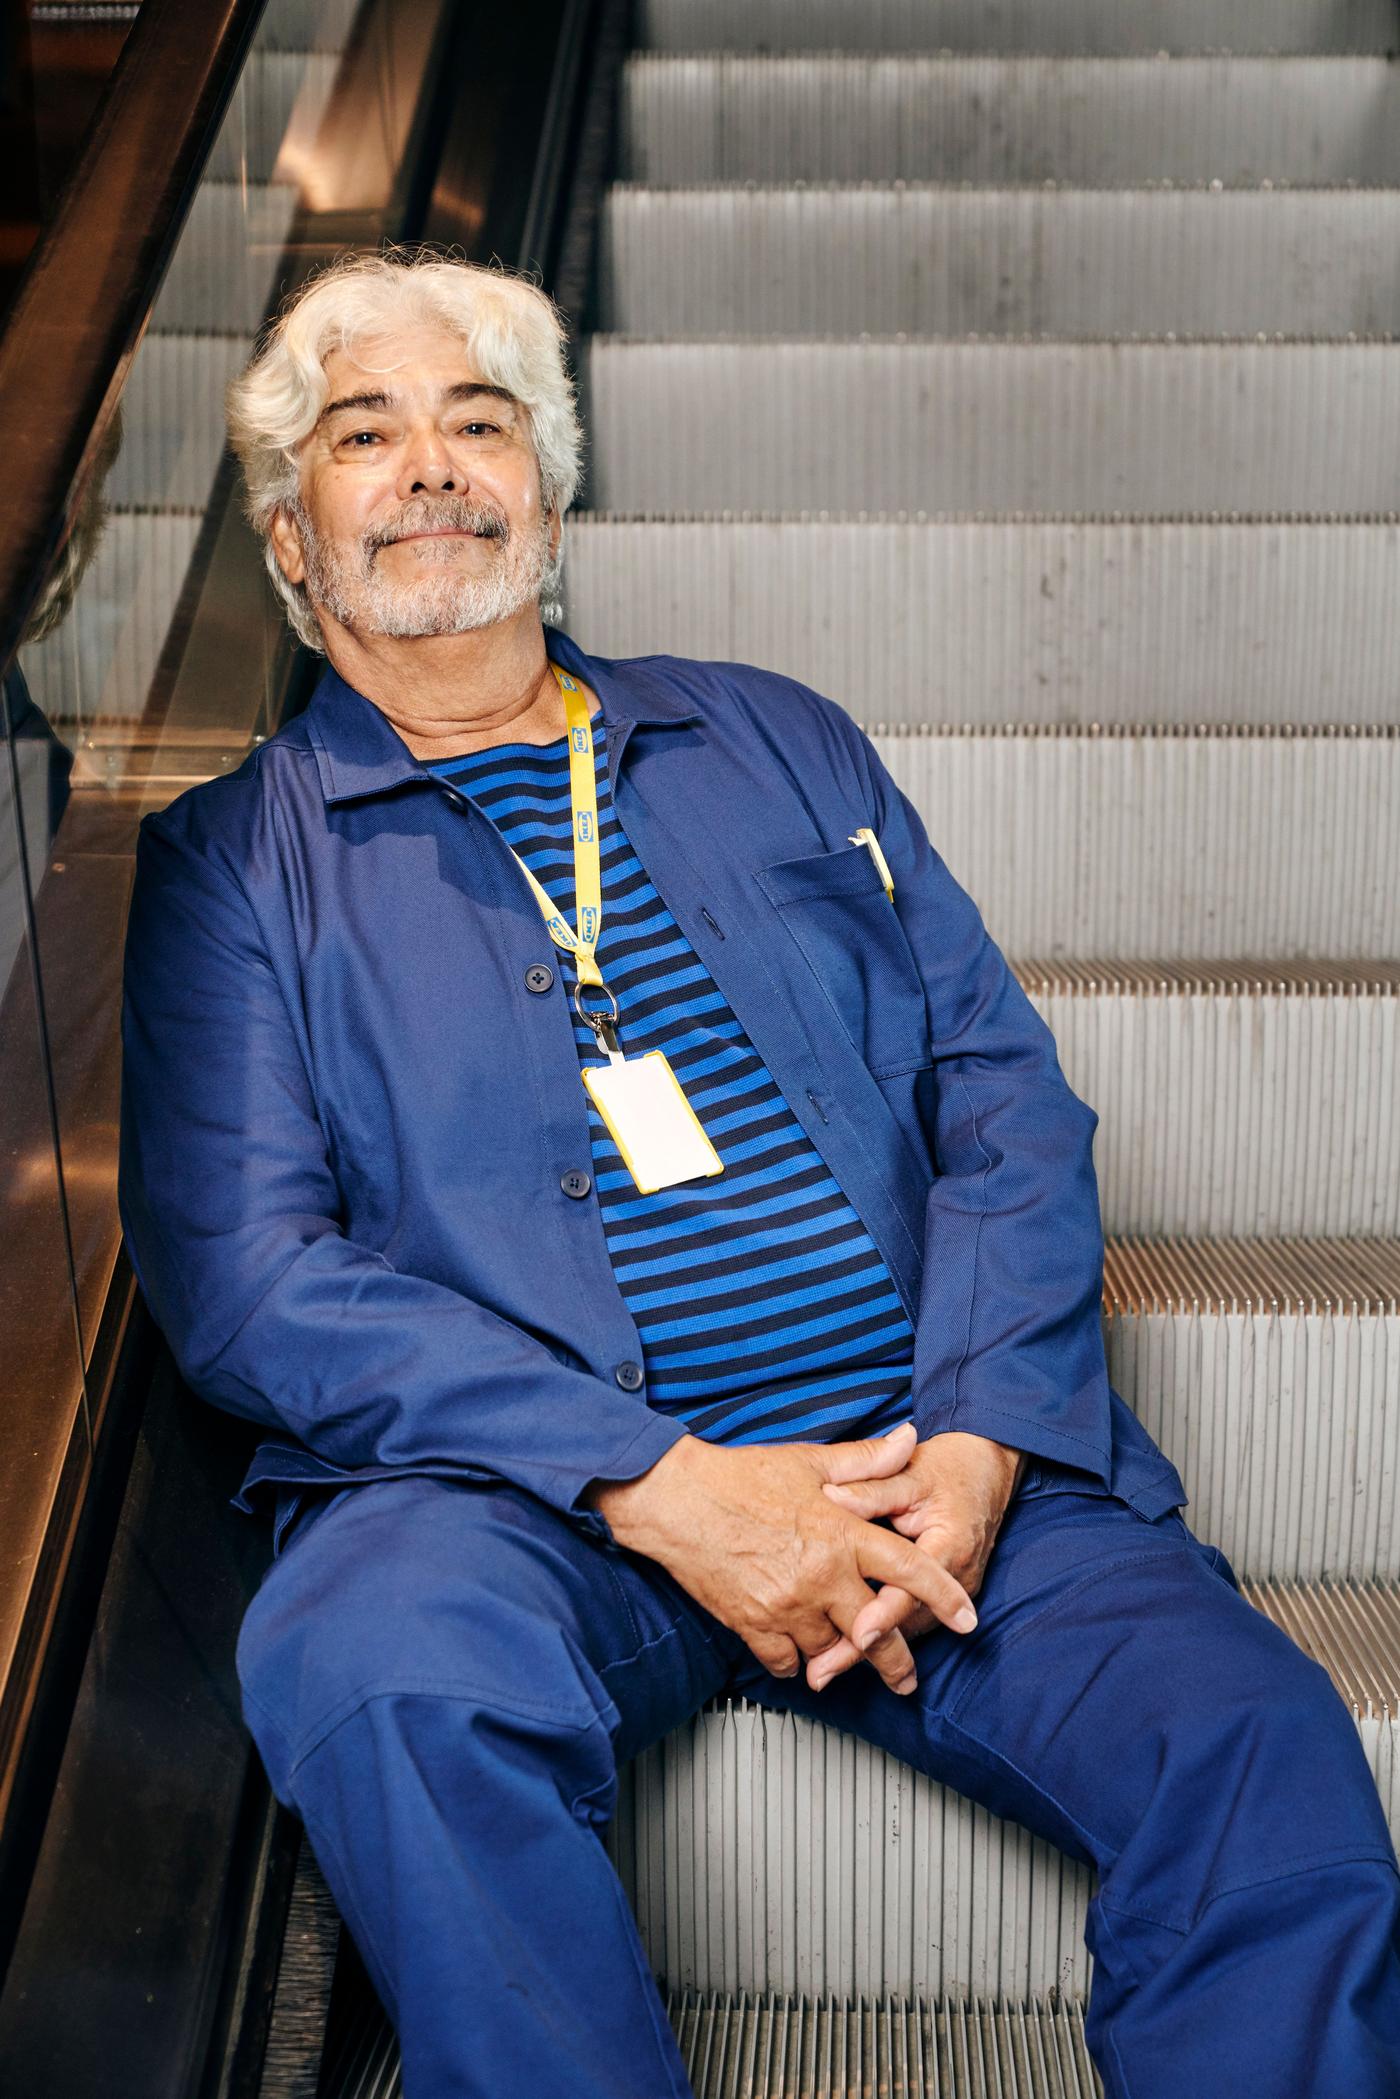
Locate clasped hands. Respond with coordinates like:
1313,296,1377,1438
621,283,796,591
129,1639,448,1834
586,1423,1026,1698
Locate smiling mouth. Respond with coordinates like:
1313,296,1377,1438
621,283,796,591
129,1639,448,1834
392,528,496,543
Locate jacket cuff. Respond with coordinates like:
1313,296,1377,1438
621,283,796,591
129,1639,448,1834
565,1409,694,1548
912,1399,1112,1489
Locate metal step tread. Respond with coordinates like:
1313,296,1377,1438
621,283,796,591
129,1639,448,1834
1249,1580,1400,1714
638,0,1400,58
664,1990,1098,2099
1014,957,1400,993
1103,1233,1400,1314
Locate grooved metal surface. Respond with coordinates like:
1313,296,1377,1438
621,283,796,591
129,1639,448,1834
1104,1238,1400,1580
639,0,1400,57
105,330,253,512
622,56,1400,186
1104,1234,1400,1315
609,1700,1096,2000
663,1991,1101,2098
564,518,1400,727
1250,1580,1400,1715
206,48,341,183
603,186,1400,340
1018,965,1400,1237
611,1579,1400,2003
583,341,1400,515
870,728,1400,959
145,178,300,335
19,513,204,726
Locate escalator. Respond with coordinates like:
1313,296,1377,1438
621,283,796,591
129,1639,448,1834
4,3,1400,2096
0,3,627,2091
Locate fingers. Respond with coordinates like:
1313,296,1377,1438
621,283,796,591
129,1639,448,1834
820,1573,917,1695
820,1474,910,1522
856,1525,979,1636
852,1583,935,1654
747,1631,802,1679
811,1420,917,1487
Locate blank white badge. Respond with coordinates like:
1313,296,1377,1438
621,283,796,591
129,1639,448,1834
582,1050,725,1194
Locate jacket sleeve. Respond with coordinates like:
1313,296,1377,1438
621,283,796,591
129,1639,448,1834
117,811,688,1534
837,712,1115,1484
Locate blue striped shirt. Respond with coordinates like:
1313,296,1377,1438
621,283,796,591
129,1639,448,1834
428,708,916,1445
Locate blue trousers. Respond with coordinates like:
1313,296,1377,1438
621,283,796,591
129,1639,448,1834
236,1469,1400,2098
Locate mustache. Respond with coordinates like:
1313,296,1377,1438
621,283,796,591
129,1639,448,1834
364,497,509,554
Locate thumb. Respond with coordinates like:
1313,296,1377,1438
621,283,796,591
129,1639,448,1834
813,1420,917,1487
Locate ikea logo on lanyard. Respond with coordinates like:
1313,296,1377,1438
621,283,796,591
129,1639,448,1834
580,904,599,944
576,811,595,844
571,726,589,753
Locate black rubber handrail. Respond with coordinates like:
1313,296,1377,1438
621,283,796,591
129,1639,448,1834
0,0,269,683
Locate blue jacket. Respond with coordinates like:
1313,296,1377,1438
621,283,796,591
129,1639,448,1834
118,622,1186,1546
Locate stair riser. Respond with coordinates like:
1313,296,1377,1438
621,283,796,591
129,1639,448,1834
583,343,1400,516
205,51,341,188
611,1697,1400,1999
149,182,299,339
624,56,1400,185
565,519,1400,727
872,731,1400,960
604,189,1400,340
639,0,1400,57
106,333,253,515
1030,985,1400,1237
19,516,203,728
1107,1305,1400,1582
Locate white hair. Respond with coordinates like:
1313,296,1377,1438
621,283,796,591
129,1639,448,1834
226,247,584,649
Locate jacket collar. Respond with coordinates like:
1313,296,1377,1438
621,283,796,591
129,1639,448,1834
304,623,701,808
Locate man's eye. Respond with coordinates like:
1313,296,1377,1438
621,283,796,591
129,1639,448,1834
343,430,382,447
461,421,501,437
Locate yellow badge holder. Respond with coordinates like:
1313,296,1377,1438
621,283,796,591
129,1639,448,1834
505,666,725,1195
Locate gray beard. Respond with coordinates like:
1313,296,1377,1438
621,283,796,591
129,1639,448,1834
294,494,555,639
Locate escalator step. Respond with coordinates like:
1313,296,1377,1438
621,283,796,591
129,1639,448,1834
1017,960,1400,1238
622,55,1400,185
150,180,300,336
663,1991,1100,2098
1104,1238,1400,1582
206,49,343,187
613,1581,1400,1999
638,0,1399,58
866,726,1400,961
583,340,1400,516
565,516,1400,726
603,185,1400,339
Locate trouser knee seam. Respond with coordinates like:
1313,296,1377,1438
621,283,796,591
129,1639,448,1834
1197,1844,1400,1921
284,1678,607,1785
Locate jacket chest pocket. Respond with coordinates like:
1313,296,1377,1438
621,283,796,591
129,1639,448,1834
754,842,932,1079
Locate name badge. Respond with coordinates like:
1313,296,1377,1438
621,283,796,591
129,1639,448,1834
581,1051,725,1194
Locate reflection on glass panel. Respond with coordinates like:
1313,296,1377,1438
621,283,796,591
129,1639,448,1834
0,686,87,1706
7,0,449,1381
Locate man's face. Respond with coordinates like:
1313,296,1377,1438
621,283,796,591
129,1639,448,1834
271,326,558,640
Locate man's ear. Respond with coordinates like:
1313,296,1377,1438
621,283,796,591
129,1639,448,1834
269,505,307,587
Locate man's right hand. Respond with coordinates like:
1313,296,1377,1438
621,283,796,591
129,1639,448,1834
584,1424,979,1697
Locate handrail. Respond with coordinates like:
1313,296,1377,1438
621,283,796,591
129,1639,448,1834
0,0,269,683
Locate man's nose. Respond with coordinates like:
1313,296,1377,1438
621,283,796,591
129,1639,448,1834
397,422,460,498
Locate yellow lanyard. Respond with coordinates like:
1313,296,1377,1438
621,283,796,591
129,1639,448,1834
507,663,621,1049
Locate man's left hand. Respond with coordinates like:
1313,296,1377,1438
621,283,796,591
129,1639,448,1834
809,1432,1027,1693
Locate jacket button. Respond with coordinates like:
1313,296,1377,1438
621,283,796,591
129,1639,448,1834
524,964,554,994
560,1169,592,1199
614,1360,644,1391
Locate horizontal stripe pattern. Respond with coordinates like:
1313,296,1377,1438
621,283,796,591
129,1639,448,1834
430,708,915,1445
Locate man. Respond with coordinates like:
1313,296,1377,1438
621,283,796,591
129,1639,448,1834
119,251,1400,2098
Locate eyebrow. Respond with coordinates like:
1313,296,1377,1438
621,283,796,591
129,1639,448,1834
317,381,521,429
